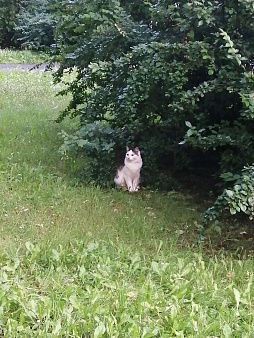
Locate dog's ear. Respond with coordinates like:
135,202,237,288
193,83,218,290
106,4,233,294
126,146,129,152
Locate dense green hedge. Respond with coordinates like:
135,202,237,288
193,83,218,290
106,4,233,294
52,1,254,222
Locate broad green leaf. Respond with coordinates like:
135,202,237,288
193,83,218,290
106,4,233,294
223,323,232,338
94,323,106,338
185,121,192,128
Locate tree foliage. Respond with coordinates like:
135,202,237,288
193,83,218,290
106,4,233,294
0,0,20,48
14,0,56,51
53,0,254,220
0,0,56,50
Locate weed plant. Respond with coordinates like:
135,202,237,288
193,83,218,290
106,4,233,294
0,69,254,336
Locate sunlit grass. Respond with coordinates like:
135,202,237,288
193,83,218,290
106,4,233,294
0,70,200,252
1,240,254,337
0,48,47,64
1,68,254,336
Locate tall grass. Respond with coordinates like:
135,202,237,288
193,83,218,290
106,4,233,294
0,48,47,63
0,68,254,336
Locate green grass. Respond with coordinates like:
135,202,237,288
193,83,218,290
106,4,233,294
0,48,47,64
1,68,254,337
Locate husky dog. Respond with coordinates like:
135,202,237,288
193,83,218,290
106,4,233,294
114,147,143,192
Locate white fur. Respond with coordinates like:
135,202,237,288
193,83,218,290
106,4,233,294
114,147,143,192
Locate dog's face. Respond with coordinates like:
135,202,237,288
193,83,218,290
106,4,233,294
125,147,141,162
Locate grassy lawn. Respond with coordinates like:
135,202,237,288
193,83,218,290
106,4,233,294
0,48,47,64
0,68,254,337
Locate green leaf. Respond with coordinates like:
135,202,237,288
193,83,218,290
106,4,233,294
51,249,60,261
233,288,240,316
151,261,159,274
187,29,194,39
77,139,88,147
225,189,234,198
223,323,232,338
52,319,62,335
240,204,247,212
94,322,106,338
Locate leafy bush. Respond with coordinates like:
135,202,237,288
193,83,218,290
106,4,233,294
53,1,254,209
203,165,254,222
60,122,117,185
